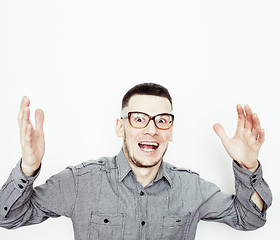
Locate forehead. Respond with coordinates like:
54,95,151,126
124,95,172,115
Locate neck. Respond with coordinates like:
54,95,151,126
130,162,161,187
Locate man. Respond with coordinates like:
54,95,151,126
0,83,272,239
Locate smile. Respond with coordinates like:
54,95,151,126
138,142,159,152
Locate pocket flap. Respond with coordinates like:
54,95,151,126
162,213,192,227
90,212,125,227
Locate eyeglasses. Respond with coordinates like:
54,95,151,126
121,112,174,130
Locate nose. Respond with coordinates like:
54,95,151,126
143,120,159,136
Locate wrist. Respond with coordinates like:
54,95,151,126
20,160,40,177
240,160,259,173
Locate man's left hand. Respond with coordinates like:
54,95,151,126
213,104,264,172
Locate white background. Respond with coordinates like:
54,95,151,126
0,0,279,239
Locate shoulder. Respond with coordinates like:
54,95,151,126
69,155,117,176
163,161,200,178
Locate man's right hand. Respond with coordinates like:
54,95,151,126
18,96,45,176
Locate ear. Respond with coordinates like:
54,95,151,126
116,118,125,138
169,127,173,142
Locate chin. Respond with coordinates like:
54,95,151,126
131,157,162,168
131,147,167,168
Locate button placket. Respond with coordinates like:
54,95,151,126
138,188,147,235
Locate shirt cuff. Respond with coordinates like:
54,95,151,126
1,160,41,218
232,160,272,214
12,159,41,191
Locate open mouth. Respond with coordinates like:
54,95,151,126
138,142,159,152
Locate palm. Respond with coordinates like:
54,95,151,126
214,104,264,172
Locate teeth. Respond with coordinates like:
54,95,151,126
138,142,159,152
139,142,159,147
141,148,155,152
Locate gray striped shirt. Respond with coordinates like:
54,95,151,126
0,150,272,239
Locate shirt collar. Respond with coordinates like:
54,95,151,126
154,161,173,187
116,149,133,182
116,149,173,187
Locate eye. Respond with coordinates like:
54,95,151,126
135,117,145,122
131,113,147,123
156,115,169,124
157,118,167,124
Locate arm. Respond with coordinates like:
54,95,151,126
213,104,267,211
0,98,76,228
0,160,76,229
0,97,47,228
198,163,272,231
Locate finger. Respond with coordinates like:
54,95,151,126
35,109,44,131
23,96,30,106
20,107,31,140
17,98,24,126
257,129,265,146
18,96,30,126
236,104,245,134
24,123,34,148
252,113,261,139
26,123,33,139
244,105,253,131
213,123,229,143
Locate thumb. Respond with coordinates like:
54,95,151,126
213,123,228,142
35,109,44,131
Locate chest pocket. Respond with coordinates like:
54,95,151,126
88,212,126,240
161,213,192,240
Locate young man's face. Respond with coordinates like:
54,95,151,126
116,95,173,168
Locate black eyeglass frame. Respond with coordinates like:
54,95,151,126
121,111,174,130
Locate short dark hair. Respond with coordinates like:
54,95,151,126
122,83,173,110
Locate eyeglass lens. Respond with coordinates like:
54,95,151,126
129,112,173,129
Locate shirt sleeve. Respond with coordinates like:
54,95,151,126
198,160,272,231
0,159,77,229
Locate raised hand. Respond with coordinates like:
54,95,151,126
213,104,264,172
17,97,45,176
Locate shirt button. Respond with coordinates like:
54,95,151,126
4,207,8,211
18,184,24,189
141,221,146,226
140,191,145,196
21,179,27,183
